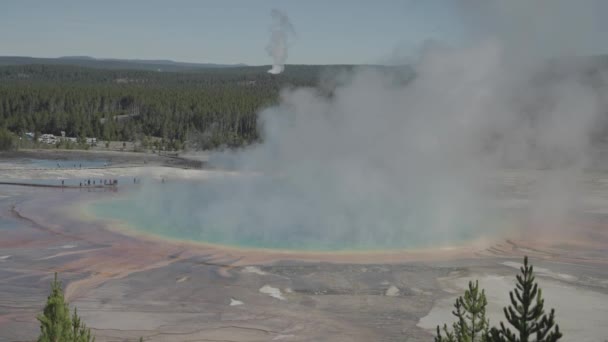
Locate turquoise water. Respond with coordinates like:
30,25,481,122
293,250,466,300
91,179,494,251
0,217,19,230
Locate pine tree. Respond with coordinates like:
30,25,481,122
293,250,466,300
489,257,562,342
72,308,95,342
37,273,95,342
37,273,73,342
435,280,491,342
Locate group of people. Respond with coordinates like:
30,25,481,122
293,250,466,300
78,179,118,187
56,163,82,168
60,178,143,187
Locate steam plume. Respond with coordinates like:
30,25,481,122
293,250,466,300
266,9,295,74
126,2,608,250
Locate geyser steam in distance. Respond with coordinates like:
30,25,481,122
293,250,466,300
93,1,608,251
94,40,606,250
266,9,294,74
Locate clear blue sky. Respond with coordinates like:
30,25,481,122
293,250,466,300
0,0,606,65
0,0,467,65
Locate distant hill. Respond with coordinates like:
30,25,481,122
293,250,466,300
0,60,397,90
0,56,247,72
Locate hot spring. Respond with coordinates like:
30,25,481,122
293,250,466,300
85,43,606,253
90,175,506,252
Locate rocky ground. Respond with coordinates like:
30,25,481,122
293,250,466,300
0,151,607,341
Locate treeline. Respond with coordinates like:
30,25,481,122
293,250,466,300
0,83,271,149
9,57,607,152
0,64,326,87
0,64,351,150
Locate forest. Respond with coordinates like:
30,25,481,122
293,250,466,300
0,62,362,150
1,55,607,151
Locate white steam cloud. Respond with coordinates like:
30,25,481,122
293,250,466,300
207,42,603,245
266,9,295,75
127,2,608,250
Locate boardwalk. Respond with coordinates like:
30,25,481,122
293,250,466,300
0,181,117,189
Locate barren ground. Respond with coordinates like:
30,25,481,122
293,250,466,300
0,150,607,342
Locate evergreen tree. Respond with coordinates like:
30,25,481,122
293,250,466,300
72,308,95,342
37,273,72,342
489,257,562,342
0,127,16,151
435,280,490,342
37,273,95,342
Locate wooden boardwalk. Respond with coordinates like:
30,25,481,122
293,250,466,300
0,181,117,189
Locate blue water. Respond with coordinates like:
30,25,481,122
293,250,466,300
0,217,18,230
91,178,495,251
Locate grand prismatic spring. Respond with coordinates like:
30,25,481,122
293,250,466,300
3,2,608,340
89,176,510,252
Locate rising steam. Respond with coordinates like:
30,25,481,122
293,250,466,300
123,1,608,250
266,9,295,74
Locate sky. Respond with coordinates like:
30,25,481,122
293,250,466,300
0,0,466,65
0,0,607,65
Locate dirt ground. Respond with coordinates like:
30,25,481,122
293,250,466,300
0,151,607,341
